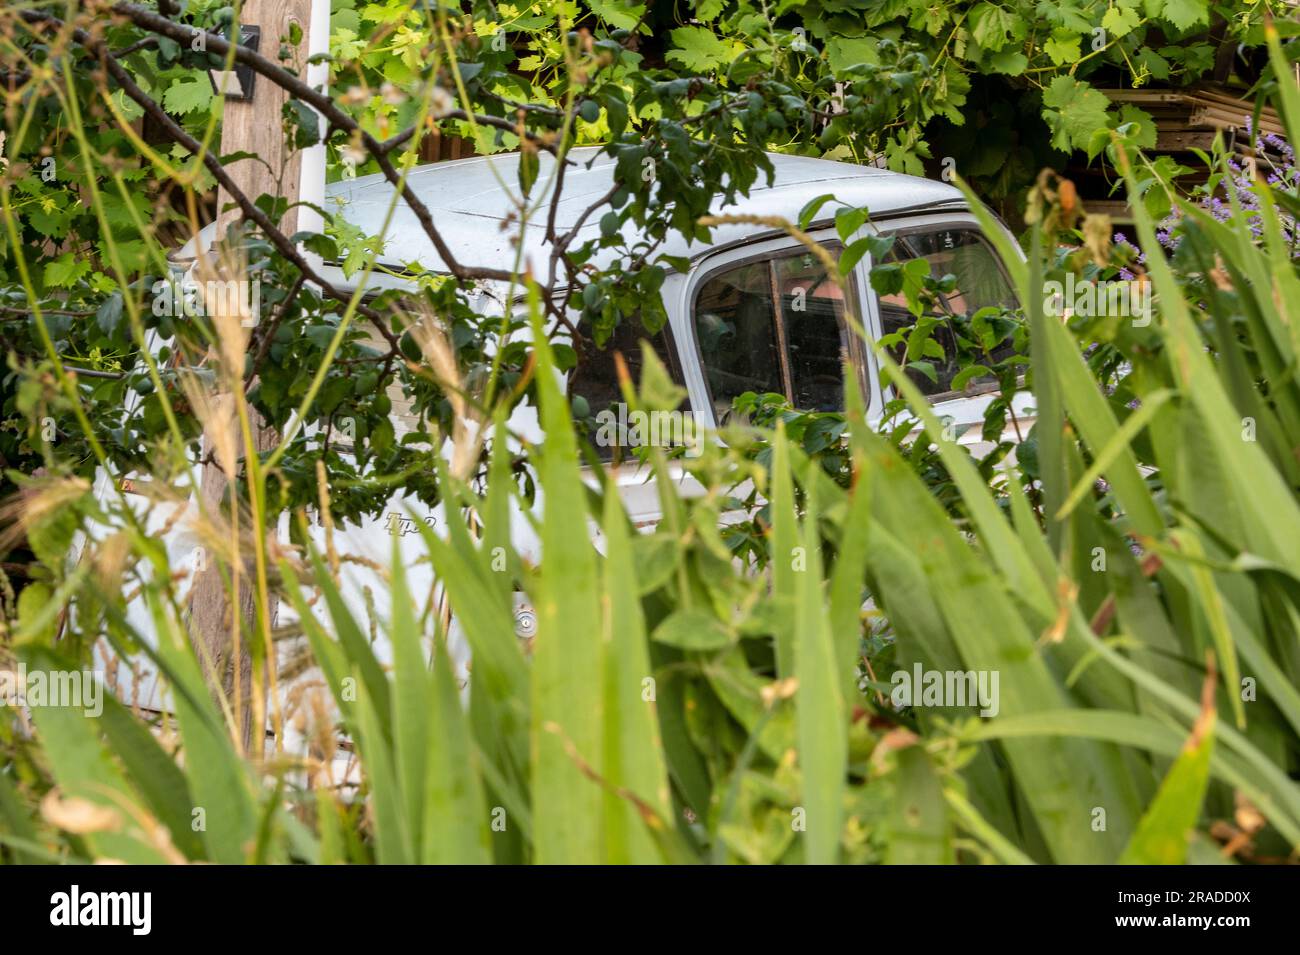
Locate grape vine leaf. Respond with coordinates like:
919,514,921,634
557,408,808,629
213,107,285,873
161,75,213,116
1042,76,1112,154
666,27,733,72
1156,0,1210,31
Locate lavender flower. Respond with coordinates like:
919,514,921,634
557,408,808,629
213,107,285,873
1116,122,1297,256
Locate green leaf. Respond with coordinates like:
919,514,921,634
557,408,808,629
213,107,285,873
887,746,953,863
1054,389,1174,521
1114,104,1158,150
666,27,734,72
387,533,430,858
1042,76,1112,154
1159,0,1209,31
424,635,491,863
588,0,647,30
600,488,672,863
769,427,799,677
527,282,605,864
518,148,539,196
353,671,411,864
95,292,124,337
796,193,838,231
794,483,846,863
1102,5,1141,37
42,253,91,289
987,50,1028,75
144,597,259,864
99,694,205,860
1119,686,1215,864
286,99,322,149
162,75,213,115
652,608,732,650
1043,31,1082,66
20,646,169,864
825,36,879,73
969,2,1019,51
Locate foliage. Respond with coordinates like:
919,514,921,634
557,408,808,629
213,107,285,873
3,38,1300,863
4,1,1295,535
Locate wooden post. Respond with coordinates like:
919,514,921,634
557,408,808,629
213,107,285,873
189,0,321,750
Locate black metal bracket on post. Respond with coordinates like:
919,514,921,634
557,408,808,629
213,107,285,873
208,25,260,102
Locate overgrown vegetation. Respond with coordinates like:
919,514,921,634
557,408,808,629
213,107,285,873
1,2,1299,865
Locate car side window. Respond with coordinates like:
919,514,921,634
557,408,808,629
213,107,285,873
567,318,683,462
692,262,783,419
691,244,856,419
874,227,1017,398
775,250,851,412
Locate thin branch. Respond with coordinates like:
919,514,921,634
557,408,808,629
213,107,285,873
101,4,555,282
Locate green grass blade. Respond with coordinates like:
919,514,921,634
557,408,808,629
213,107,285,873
1119,686,1215,864
388,533,431,858
527,283,605,863
423,635,491,863
794,481,846,864
769,426,799,679
601,487,672,863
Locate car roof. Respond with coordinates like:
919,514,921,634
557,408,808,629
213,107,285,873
324,146,966,283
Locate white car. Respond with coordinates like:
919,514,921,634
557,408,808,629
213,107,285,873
105,147,1029,716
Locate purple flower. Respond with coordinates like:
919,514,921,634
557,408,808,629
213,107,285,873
1149,121,1296,253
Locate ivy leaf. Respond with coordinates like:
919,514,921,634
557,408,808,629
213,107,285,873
299,232,339,261
693,0,725,21
43,253,91,289
1042,76,1112,153
666,27,733,72
162,75,213,115
110,88,145,123
884,138,926,177
332,26,364,61
1136,47,1171,80
1038,1,1093,33
28,205,68,239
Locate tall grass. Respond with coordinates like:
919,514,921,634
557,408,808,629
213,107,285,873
2,36,1300,865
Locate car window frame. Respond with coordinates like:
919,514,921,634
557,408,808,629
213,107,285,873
861,212,1018,410
676,228,877,429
